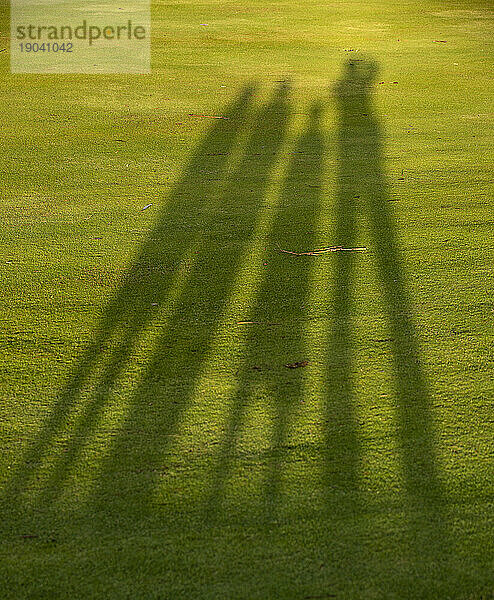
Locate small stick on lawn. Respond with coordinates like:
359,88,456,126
277,245,366,256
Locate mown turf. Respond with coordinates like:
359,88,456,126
0,1,493,598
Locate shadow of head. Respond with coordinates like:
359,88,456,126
269,78,292,110
334,57,379,99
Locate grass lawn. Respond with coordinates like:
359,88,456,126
0,0,493,598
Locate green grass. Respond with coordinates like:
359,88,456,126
0,0,493,598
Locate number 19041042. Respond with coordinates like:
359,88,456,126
19,42,73,52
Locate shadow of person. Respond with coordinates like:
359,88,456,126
203,100,324,521
0,84,256,516
326,57,452,594
79,81,292,526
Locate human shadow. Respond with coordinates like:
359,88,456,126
0,83,257,513
326,57,452,594
79,82,292,524
203,101,324,521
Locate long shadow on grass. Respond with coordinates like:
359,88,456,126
327,58,452,594
204,61,452,594
0,84,258,513
204,101,324,521
77,83,292,524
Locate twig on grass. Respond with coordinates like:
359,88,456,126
188,114,229,120
237,321,280,325
277,245,366,256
